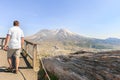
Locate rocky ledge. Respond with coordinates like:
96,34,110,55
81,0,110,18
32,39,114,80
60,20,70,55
42,50,120,80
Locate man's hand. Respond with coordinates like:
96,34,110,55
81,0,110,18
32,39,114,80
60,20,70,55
3,45,8,51
4,34,10,51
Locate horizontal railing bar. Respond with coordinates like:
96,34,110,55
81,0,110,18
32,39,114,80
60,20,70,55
22,49,33,60
0,37,5,39
24,40,37,45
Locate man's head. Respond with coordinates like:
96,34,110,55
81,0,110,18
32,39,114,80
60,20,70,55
13,20,19,26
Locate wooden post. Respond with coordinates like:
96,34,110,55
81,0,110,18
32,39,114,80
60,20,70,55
1,39,3,46
26,43,28,53
0,38,5,49
33,44,40,72
24,42,29,57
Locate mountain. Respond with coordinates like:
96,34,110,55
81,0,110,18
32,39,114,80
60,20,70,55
26,29,93,48
26,29,120,55
27,29,84,41
104,38,120,45
91,38,120,49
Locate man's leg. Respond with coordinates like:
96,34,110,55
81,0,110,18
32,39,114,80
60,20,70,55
15,57,19,73
7,49,13,69
7,57,12,68
15,49,21,73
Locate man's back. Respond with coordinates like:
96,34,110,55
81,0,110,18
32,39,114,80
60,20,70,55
8,26,24,49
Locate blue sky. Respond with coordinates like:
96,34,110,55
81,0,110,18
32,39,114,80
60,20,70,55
0,0,120,39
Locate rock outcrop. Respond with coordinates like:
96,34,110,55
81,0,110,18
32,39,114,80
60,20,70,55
43,50,120,80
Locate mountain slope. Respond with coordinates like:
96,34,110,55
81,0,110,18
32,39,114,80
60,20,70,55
27,29,85,41
26,29,120,54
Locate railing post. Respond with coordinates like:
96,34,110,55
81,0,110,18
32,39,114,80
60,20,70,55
33,44,40,72
23,42,29,57
0,38,5,49
26,43,28,54
1,39,4,48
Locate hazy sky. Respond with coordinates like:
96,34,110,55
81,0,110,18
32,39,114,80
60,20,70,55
0,0,120,39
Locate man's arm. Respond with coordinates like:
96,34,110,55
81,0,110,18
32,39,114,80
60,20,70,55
4,34,10,50
21,37,24,49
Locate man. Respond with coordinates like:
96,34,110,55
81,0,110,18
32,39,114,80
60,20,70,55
4,20,24,74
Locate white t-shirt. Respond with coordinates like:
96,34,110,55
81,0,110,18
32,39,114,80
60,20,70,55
8,26,24,49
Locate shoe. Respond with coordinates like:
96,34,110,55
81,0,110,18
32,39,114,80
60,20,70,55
13,70,19,74
5,67,13,72
16,70,18,74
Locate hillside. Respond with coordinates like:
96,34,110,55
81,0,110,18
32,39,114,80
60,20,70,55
26,29,120,56
42,50,120,80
